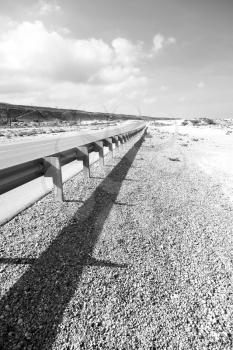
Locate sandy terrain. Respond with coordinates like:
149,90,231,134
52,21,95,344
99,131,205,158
0,123,233,349
156,120,233,203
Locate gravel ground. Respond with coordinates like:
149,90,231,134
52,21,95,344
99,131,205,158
1,126,233,349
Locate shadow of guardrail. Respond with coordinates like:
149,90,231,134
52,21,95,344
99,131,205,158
0,135,145,349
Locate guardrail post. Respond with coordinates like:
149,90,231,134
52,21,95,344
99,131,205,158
122,135,126,149
112,136,119,149
112,136,120,155
103,138,113,158
93,141,104,166
77,146,90,178
118,135,124,149
82,147,90,177
44,156,64,201
111,136,119,156
109,140,114,157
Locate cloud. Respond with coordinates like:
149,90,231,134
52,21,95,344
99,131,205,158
93,65,141,84
112,37,143,65
0,17,176,113
0,20,145,85
152,34,176,54
197,81,205,89
153,34,165,52
38,0,61,15
167,37,176,45
0,19,148,112
160,85,168,92
143,96,157,104
103,75,147,95
57,27,71,35
178,96,186,102
0,21,113,82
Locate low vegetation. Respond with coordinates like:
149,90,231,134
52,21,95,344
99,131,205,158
0,102,152,129
0,102,149,142
181,118,216,126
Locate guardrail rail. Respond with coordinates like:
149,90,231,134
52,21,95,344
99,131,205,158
0,121,147,225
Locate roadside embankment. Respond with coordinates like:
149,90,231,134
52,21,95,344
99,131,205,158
1,126,233,349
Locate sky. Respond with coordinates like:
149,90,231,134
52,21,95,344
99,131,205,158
0,0,233,118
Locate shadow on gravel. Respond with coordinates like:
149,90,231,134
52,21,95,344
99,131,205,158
0,258,37,265
0,136,145,349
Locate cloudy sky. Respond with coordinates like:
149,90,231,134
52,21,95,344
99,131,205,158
0,0,233,117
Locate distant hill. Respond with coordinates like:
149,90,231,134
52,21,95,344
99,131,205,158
0,102,156,125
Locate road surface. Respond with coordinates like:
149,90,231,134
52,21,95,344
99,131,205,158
0,121,143,170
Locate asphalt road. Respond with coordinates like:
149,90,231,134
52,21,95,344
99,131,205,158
0,121,144,170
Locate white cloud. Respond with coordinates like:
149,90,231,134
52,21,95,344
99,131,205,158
178,96,186,102
103,75,147,95
143,96,157,104
0,19,148,111
112,37,143,65
197,81,205,89
0,16,16,32
38,0,61,15
94,65,140,84
127,89,147,100
153,34,165,53
167,37,176,45
0,20,145,86
160,85,168,92
0,21,113,82
0,18,177,113
57,27,71,35
152,33,176,54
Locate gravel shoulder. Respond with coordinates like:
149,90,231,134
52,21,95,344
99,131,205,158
1,127,233,349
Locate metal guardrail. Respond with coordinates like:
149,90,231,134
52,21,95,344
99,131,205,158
0,122,146,211
0,121,145,170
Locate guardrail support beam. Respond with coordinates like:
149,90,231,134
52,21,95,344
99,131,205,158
109,140,114,156
118,135,124,149
103,138,114,158
44,156,64,201
77,146,90,178
112,136,120,151
93,141,104,166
